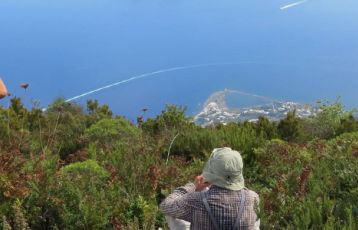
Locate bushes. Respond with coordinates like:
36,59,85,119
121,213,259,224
84,117,140,151
252,134,358,229
142,105,189,132
277,111,303,142
0,101,357,229
56,160,111,229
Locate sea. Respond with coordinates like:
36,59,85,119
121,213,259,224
1,0,357,121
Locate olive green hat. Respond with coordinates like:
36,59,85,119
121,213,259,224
202,147,245,191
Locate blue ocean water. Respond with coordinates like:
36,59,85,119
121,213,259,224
0,0,357,120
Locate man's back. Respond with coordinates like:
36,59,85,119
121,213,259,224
160,183,259,230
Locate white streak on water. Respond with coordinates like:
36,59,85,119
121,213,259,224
65,62,251,102
280,0,307,10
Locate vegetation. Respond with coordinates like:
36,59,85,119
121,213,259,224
0,98,357,229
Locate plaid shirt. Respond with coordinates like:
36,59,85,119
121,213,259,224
160,183,260,230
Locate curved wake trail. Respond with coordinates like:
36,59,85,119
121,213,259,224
65,62,251,102
280,0,308,10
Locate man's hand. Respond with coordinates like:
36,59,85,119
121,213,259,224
194,175,210,192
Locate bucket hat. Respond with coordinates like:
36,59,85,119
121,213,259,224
202,147,245,190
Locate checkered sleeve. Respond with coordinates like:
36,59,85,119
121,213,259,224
159,182,196,222
252,191,260,230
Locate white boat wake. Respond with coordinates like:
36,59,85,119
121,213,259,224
64,62,253,102
280,0,308,10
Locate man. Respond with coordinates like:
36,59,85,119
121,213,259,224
160,147,260,230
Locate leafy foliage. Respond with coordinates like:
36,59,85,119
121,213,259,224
0,98,357,229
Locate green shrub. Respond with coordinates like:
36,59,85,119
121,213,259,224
1,100,357,229
56,160,112,229
85,117,140,151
